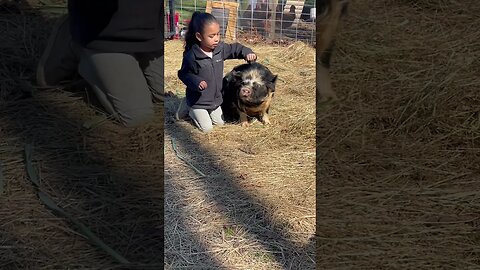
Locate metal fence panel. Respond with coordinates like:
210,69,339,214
166,0,316,45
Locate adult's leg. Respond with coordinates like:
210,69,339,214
78,49,154,127
137,51,164,102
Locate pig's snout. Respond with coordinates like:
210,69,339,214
240,87,251,97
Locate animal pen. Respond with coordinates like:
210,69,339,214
163,1,317,268
165,0,317,44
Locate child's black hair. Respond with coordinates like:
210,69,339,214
184,12,218,55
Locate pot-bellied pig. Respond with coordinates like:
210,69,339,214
222,62,278,127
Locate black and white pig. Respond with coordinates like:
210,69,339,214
221,62,278,127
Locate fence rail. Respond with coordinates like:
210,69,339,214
165,0,317,45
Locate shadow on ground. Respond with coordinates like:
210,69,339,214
1,1,163,269
164,95,315,269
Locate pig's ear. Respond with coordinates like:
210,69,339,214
267,75,278,92
232,70,242,78
271,75,278,84
225,71,241,83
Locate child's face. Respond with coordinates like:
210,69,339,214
196,22,220,52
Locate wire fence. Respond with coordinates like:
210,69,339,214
165,0,317,45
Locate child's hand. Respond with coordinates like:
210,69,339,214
199,81,208,90
245,53,257,63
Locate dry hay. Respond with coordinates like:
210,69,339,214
1,2,164,269
318,0,480,268
164,40,316,268
1,95,164,269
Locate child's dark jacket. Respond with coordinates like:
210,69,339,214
178,42,253,109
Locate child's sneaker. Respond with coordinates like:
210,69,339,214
175,97,190,120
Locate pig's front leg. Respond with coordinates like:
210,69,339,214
260,113,270,125
238,110,249,127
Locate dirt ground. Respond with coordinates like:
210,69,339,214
318,0,480,268
163,40,316,269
